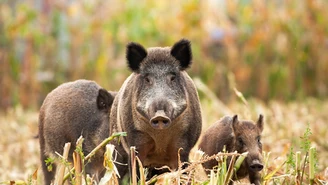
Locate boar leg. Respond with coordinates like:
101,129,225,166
40,152,56,185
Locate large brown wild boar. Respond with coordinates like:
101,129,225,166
199,115,264,185
110,39,202,179
39,79,116,185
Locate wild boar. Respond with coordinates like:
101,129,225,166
110,39,202,179
199,115,264,185
39,79,116,184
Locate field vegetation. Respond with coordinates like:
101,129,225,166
0,0,327,184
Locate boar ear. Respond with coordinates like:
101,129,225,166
97,88,114,111
170,39,192,70
232,115,239,132
257,114,264,132
126,42,147,72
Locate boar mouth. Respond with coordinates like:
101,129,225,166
149,110,172,129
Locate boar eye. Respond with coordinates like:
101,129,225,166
170,75,176,82
169,73,176,82
238,137,244,146
144,76,151,84
145,77,150,83
257,136,261,145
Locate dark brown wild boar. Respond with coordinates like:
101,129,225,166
199,115,264,185
110,39,202,179
39,79,116,185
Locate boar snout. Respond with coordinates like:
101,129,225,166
150,110,172,129
249,159,263,172
147,98,174,119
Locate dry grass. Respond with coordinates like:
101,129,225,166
0,107,39,182
0,83,328,184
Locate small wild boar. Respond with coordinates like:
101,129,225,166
110,39,202,179
199,115,264,185
39,79,116,185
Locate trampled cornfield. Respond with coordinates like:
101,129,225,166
0,0,328,184
1,95,328,184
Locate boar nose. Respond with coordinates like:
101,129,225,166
150,110,171,129
250,159,263,172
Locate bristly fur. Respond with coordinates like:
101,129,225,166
199,115,264,185
110,39,202,181
39,80,116,185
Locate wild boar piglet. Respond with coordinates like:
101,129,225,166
199,115,264,185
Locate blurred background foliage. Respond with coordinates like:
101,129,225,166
1,0,328,111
